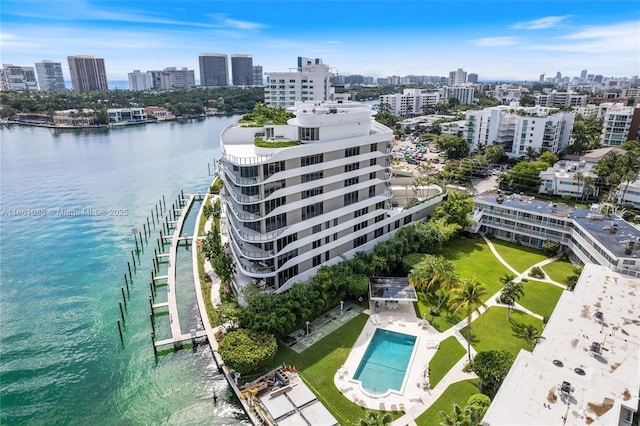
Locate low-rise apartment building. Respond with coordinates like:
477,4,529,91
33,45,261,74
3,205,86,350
538,160,599,198
470,193,640,276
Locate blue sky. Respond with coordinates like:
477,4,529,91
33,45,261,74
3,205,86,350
1,0,639,82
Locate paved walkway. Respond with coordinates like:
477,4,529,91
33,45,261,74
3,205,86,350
386,238,568,425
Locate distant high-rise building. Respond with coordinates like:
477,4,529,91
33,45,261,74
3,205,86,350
580,69,588,81
128,70,153,91
1,64,38,92
448,68,467,86
34,60,65,91
230,54,253,86
148,67,195,90
594,75,603,83
555,71,562,81
467,73,478,83
539,73,546,83
67,55,108,92
264,57,334,107
253,65,264,86
199,53,228,87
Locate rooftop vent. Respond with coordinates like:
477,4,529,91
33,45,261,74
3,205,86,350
574,368,586,376
594,311,603,321
561,381,572,396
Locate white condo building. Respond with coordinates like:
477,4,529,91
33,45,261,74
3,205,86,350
1,64,38,92
536,90,588,108
379,89,441,116
597,103,640,147
440,86,475,105
264,57,334,108
538,160,600,198
218,101,445,292
128,70,153,91
464,106,574,157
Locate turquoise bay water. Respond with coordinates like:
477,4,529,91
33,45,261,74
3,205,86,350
353,329,416,393
0,119,249,425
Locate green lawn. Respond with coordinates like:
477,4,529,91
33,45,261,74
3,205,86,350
489,239,549,273
414,292,466,333
460,307,544,355
517,280,565,318
414,379,481,426
428,336,466,388
440,237,510,298
542,260,575,284
261,314,402,425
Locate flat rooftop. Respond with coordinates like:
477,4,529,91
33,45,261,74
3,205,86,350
482,264,640,426
474,193,640,260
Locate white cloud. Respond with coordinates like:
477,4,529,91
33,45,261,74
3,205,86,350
510,15,571,30
206,14,264,31
526,20,640,53
472,37,518,47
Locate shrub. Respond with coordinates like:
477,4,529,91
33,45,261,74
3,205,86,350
565,275,579,291
209,177,222,194
528,266,545,279
542,240,561,256
218,328,278,375
467,394,492,418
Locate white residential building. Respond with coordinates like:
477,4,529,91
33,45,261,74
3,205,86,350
464,106,574,157
572,104,599,118
440,86,475,105
34,60,66,92
1,64,38,92
128,70,153,91
469,192,640,275
536,90,588,108
379,89,441,117
617,177,640,209
597,103,640,147
538,160,599,198
218,101,446,292
264,57,334,108
482,263,639,426
107,108,147,123
448,68,467,86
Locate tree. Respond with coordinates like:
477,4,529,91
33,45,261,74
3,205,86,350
448,278,488,365
439,403,481,426
435,134,470,159
519,93,536,107
409,255,459,315
353,410,393,426
538,151,558,167
501,160,548,193
218,328,278,375
472,350,515,395
499,280,524,320
467,394,492,418
483,144,504,165
619,152,640,205
512,323,545,350
432,190,474,230
524,146,538,162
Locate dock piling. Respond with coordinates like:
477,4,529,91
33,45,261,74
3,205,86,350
162,195,166,211
150,313,156,336
117,320,123,343
127,262,132,282
150,282,154,300
121,287,127,304
119,302,125,324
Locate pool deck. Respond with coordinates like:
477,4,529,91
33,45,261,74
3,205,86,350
334,301,477,424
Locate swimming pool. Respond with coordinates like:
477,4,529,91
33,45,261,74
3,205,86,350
353,328,417,394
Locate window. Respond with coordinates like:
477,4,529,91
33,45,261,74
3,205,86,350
265,213,287,232
265,197,286,214
370,158,377,167
345,147,360,157
369,172,377,180
325,251,330,261
375,214,385,223
333,232,338,241
369,185,376,198
353,235,367,248
353,220,368,232
277,234,298,252
302,202,323,220
277,249,298,268
333,218,339,226
345,162,360,173
242,186,259,196
312,224,322,234
278,265,298,284
354,207,368,218
374,227,384,238
370,143,377,152
344,191,359,206
313,254,322,267
345,177,359,187
403,214,413,224
301,186,323,199
299,127,320,141
301,153,323,166
263,161,284,178
301,171,323,183
313,239,322,249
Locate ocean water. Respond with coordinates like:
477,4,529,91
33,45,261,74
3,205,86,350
0,118,250,425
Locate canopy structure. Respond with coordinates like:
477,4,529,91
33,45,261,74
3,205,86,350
368,277,418,302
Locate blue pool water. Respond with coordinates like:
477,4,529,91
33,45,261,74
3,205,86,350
353,329,416,394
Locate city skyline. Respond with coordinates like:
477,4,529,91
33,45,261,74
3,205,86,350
1,0,639,83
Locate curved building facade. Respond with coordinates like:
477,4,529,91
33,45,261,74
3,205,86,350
219,101,445,292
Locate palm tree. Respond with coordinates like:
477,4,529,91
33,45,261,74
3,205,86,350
619,152,640,205
439,403,481,426
581,175,596,203
353,409,393,426
524,146,538,162
499,280,525,320
573,171,584,200
427,257,459,312
448,278,488,365
513,323,545,350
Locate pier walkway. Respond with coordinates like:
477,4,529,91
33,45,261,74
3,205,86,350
153,193,202,349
